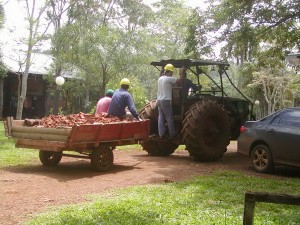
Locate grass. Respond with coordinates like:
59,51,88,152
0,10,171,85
1,122,299,224
24,170,300,225
0,122,38,167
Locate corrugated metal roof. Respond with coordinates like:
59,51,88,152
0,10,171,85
2,53,79,78
3,53,52,75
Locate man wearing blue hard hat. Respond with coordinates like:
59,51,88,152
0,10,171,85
108,78,140,120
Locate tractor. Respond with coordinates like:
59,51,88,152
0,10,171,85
139,59,254,161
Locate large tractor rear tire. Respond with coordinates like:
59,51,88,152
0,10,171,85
182,100,230,161
139,100,159,135
139,100,178,156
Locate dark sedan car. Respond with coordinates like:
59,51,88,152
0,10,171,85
237,107,300,173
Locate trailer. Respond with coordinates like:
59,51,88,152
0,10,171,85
4,117,150,171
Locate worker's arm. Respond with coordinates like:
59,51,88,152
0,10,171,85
159,66,164,77
175,66,186,86
126,94,139,119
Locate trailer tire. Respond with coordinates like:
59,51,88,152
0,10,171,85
39,150,62,167
90,146,114,172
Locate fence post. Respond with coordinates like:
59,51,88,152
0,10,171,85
243,192,256,225
243,191,300,225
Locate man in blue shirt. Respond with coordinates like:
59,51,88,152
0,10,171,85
181,67,201,97
108,78,139,120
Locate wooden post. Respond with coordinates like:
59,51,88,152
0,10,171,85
53,87,60,115
243,192,300,225
243,192,256,225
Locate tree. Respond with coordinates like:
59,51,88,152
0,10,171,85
185,8,217,59
148,0,191,59
193,0,300,117
47,0,72,114
287,75,300,107
0,2,4,29
15,0,53,119
47,0,155,112
202,0,300,61
250,69,283,114
247,53,293,115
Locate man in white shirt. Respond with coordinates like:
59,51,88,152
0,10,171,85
157,64,183,138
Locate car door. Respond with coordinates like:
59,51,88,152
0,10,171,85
267,109,300,165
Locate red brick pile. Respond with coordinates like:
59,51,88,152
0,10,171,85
24,113,127,128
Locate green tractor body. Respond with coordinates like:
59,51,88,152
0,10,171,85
139,59,254,161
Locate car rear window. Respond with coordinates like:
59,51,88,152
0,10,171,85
279,110,300,127
270,115,280,125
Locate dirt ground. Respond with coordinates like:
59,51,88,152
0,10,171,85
1,142,299,225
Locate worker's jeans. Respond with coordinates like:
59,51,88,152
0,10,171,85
157,100,176,138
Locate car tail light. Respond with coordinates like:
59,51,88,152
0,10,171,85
240,126,247,133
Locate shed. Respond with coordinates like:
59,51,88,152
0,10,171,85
1,53,57,119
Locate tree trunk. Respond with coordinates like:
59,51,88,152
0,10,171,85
53,87,60,115
53,67,62,115
16,42,33,120
16,4,35,120
101,64,108,96
85,85,90,113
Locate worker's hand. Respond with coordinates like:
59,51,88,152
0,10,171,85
160,67,164,76
135,116,143,121
103,113,109,118
180,66,187,76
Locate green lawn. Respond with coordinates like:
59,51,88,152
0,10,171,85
0,122,38,167
1,122,299,225
24,170,300,225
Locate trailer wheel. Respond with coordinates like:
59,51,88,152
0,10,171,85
39,150,62,167
90,146,114,172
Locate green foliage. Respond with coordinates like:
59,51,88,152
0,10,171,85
0,61,8,77
185,8,216,59
200,0,300,64
46,0,194,110
287,74,300,100
61,78,90,114
0,3,4,29
5,0,300,119
150,0,191,59
24,170,300,225
105,74,148,111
